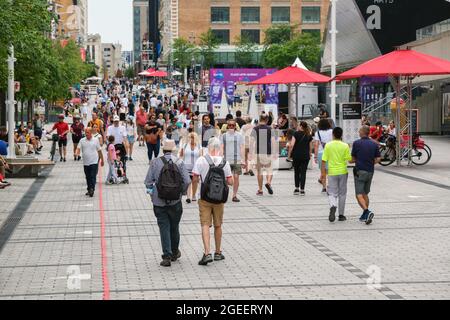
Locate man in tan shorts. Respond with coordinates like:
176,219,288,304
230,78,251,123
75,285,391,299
192,138,233,266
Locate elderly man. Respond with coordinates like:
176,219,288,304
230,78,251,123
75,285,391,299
107,115,129,171
77,128,104,197
144,140,191,267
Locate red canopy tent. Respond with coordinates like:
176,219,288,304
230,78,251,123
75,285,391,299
138,68,156,76
148,70,168,78
248,66,331,119
336,49,450,165
249,66,331,85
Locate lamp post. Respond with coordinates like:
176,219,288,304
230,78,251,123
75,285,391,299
330,0,338,123
6,42,16,159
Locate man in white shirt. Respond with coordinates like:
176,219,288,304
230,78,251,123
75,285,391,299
192,137,233,266
107,115,130,171
77,128,104,197
150,95,158,108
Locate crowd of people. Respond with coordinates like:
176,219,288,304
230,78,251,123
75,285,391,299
1,78,387,268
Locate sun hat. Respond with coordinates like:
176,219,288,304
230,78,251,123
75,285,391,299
162,139,176,152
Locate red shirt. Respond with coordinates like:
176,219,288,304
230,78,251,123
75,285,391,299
369,126,382,141
53,122,70,139
136,110,147,126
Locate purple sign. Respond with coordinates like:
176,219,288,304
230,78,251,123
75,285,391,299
209,69,278,105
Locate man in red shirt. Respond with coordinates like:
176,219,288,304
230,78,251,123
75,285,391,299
135,105,148,146
369,121,383,143
49,114,70,162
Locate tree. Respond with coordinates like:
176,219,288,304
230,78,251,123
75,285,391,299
199,29,219,69
125,67,135,79
173,38,196,70
262,33,321,70
263,25,297,46
234,35,258,67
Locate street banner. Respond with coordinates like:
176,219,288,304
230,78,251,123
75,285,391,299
265,84,278,104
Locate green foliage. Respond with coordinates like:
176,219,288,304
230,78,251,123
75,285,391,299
262,33,321,70
234,36,258,67
125,66,135,79
0,0,90,102
263,25,297,46
198,29,219,69
173,38,196,69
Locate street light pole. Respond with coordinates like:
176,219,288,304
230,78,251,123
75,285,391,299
7,45,16,159
330,0,338,123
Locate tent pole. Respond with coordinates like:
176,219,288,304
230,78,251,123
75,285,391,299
396,77,401,166
296,84,299,121
408,77,413,166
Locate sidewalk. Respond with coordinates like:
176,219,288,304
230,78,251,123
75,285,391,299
0,136,449,300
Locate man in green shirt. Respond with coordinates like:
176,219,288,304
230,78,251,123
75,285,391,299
321,127,352,222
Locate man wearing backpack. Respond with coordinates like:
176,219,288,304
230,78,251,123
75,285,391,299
144,140,191,267
192,138,233,266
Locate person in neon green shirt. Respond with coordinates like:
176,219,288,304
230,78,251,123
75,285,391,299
321,127,352,222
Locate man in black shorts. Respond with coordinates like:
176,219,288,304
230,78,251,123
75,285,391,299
351,126,381,225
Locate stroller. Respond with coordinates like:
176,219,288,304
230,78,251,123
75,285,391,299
113,145,129,184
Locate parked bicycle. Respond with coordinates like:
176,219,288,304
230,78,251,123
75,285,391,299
50,134,59,161
379,133,432,166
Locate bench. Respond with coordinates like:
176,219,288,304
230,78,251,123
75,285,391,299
5,158,55,178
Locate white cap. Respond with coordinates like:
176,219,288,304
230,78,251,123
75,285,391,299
113,115,120,122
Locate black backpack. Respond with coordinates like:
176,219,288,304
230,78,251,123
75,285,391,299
200,155,229,204
156,157,184,202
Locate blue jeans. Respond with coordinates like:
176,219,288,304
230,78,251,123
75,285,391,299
84,164,98,191
146,142,160,161
153,202,183,258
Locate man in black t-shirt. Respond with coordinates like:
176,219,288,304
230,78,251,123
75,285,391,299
250,114,276,196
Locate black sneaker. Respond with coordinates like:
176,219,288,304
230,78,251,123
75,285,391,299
160,258,171,267
329,206,337,222
186,198,191,204
214,252,225,261
171,250,181,262
198,254,213,266
338,215,347,222
366,212,375,225
88,189,94,197
321,188,327,193
35,151,41,155
265,183,273,195
300,190,306,196
85,192,90,196
63,158,66,162
293,189,300,195
249,170,255,177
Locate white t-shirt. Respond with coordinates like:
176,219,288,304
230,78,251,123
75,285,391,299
107,125,127,144
192,156,232,183
314,129,333,153
79,137,101,166
122,98,128,107
150,97,158,107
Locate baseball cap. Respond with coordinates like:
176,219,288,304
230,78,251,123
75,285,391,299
113,115,120,122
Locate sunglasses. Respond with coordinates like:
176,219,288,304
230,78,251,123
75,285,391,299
228,124,236,128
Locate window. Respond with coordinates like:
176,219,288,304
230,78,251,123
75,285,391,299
211,7,230,23
271,7,290,24
241,7,260,24
212,29,230,44
241,29,260,44
302,7,321,24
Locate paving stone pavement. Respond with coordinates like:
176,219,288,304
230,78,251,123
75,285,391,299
0,135,449,300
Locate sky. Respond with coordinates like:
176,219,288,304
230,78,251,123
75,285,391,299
88,0,133,51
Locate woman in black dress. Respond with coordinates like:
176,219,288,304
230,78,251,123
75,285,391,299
288,121,313,196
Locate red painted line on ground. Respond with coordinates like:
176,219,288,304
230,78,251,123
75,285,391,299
97,166,110,300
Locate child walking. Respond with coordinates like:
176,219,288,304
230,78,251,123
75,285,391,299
106,135,118,184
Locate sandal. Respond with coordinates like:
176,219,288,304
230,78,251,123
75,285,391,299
232,197,240,202
256,190,263,196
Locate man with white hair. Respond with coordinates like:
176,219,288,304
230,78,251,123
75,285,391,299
192,137,233,266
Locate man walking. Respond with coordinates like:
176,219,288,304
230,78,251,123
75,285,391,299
78,128,104,197
321,127,352,222
49,114,70,162
221,119,245,202
250,114,276,196
144,140,191,267
192,138,233,266
351,126,381,225
107,115,129,172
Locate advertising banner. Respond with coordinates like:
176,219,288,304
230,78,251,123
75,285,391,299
209,69,278,105
340,103,362,145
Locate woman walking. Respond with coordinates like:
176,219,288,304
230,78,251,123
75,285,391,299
314,119,333,193
289,121,313,196
70,115,84,161
179,132,202,203
144,120,162,163
126,117,136,161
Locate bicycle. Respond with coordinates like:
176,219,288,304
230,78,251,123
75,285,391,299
50,134,59,162
379,133,432,166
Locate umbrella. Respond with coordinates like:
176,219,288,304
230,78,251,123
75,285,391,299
148,70,168,78
248,66,331,85
172,70,183,76
138,68,156,76
336,49,450,165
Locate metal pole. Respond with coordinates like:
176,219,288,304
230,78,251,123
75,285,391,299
7,45,16,159
330,0,338,123
296,84,299,120
408,77,413,166
396,77,401,166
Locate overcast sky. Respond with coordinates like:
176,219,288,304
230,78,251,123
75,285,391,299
88,0,133,51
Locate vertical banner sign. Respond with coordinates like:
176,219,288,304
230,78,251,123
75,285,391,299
226,81,235,105
265,85,278,104
341,103,362,145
